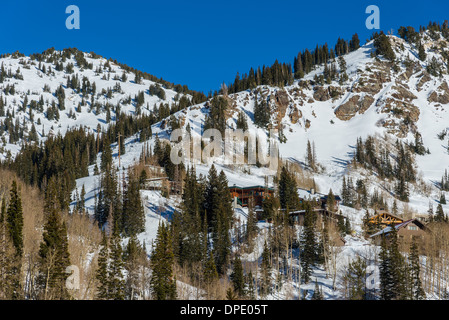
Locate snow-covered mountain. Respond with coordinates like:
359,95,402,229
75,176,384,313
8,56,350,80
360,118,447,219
147,31,449,216
0,47,195,159
2,31,449,217
2,30,449,299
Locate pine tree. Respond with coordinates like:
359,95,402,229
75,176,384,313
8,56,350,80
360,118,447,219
342,256,367,300
6,180,23,257
37,190,71,300
440,193,447,205
279,166,300,210
408,239,425,300
246,197,258,250
108,229,125,300
253,95,270,129
341,177,350,206
260,241,272,297
203,251,219,287
379,237,393,300
0,196,17,300
150,222,177,300
236,111,248,131
122,170,145,236
435,203,445,222
306,140,316,171
311,278,323,300
230,255,245,298
294,52,304,79
418,42,427,61
349,33,360,52
379,227,407,300
4,181,24,299
326,189,336,212
300,202,316,283
96,232,110,300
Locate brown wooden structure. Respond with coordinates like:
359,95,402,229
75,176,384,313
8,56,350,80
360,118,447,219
368,211,404,227
229,185,274,207
320,195,342,210
370,219,427,247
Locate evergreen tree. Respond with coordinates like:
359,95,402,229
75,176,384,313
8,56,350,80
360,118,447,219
230,255,245,298
311,278,324,300
435,203,445,222
96,232,110,300
122,170,145,236
6,180,23,257
379,237,393,300
108,229,125,300
418,42,427,61
236,111,248,131
203,251,219,286
279,166,300,210
326,188,336,212
253,95,270,129
294,52,304,79
408,239,425,300
373,32,396,61
245,198,258,250
306,140,316,171
349,33,360,52
300,202,317,283
0,196,17,300
37,183,71,300
260,241,272,297
440,193,446,205
342,256,367,300
378,227,407,300
204,96,228,136
150,222,177,300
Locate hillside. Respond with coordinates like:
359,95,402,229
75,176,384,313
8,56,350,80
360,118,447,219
2,25,449,301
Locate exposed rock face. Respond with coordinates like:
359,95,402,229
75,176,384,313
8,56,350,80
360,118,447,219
416,71,431,91
428,81,449,105
274,90,290,126
391,84,417,102
313,86,330,101
335,94,374,121
382,98,420,122
289,106,302,124
353,61,391,96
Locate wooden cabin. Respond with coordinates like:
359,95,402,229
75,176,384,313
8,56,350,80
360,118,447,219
370,219,427,247
320,195,342,211
368,211,404,228
229,185,274,207
289,208,347,225
144,177,169,190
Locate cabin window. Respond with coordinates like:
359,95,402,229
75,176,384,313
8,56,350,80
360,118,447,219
408,225,417,231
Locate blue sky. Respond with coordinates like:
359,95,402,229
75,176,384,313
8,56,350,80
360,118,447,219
1,0,448,93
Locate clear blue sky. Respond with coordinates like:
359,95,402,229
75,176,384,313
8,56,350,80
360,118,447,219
1,0,448,93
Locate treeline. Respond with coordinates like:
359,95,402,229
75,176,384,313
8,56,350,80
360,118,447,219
28,47,208,100
223,33,360,95
6,127,97,211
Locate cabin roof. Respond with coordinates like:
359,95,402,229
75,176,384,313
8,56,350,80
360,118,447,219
229,185,274,191
370,219,426,238
369,211,404,222
320,195,342,201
